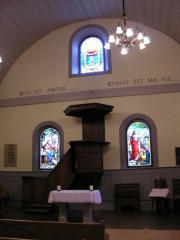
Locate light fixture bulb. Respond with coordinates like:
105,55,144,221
139,42,146,50
121,47,128,55
108,34,115,43
0,57,2,63
137,32,144,40
144,36,150,44
115,38,120,45
104,42,110,49
116,26,123,34
126,28,133,37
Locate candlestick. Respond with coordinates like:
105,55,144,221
89,185,94,191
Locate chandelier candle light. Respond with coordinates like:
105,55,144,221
104,0,150,55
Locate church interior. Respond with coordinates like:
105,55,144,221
0,0,180,239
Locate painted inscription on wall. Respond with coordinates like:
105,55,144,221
107,76,179,87
19,75,179,97
19,86,67,97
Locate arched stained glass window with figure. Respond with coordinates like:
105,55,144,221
40,127,60,170
127,121,152,167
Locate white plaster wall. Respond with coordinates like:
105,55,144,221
0,92,180,171
0,19,180,171
0,19,180,99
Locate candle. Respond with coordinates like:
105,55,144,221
89,185,94,191
57,185,61,191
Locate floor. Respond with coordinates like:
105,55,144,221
1,206,180,231
106,229,180,240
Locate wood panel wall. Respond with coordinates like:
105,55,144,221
0,167,180,210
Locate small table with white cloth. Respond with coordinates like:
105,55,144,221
48,190,102,222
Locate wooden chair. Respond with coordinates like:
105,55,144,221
155,177,167,188
172,179,180,212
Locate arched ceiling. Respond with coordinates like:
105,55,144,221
0,0,180,84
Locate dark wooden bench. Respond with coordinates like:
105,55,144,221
0,219,109,240
114,183,140,211
172,179,180,211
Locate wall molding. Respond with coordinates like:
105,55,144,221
0,83,180,108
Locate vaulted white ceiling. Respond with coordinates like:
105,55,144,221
0,0,180,83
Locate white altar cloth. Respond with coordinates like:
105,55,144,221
48,190,102,204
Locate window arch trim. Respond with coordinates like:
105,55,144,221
120,114,158,169
32,121,64,171
69,24,112,77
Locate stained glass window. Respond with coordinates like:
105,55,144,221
80,37,104,74
127,121,152,167
40,127,60,170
